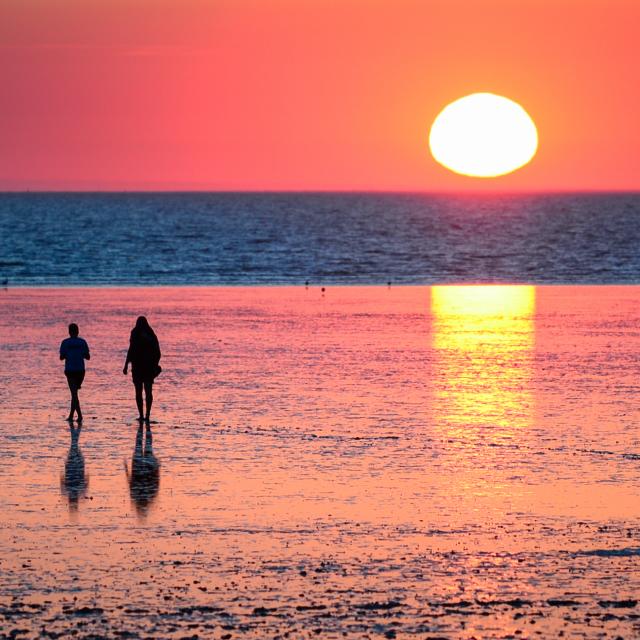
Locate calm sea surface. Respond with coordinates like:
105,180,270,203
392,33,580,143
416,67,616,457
1,192,639,285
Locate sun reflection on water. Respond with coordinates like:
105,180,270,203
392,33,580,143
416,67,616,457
431,285,535,440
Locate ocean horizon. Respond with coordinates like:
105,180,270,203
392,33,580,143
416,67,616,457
2,191,640,286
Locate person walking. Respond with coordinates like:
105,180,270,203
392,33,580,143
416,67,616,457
123,316,161,423
60,323,90,422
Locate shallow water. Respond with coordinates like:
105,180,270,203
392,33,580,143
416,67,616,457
1,285,640,638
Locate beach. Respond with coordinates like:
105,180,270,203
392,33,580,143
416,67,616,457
1,285,640,638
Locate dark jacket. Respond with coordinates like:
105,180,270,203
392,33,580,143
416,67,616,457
126,329,161,378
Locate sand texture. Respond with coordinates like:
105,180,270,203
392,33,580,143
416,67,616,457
1,286,640,639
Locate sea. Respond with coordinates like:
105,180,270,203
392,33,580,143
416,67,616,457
1,191,639,285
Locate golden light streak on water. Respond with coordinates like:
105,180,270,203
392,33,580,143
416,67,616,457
431,285,535,438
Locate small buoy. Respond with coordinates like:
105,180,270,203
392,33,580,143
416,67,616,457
321,287,325,293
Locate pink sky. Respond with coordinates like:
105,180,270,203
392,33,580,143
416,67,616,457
1,0,639,191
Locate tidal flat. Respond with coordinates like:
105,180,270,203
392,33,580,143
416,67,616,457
1,286,640,639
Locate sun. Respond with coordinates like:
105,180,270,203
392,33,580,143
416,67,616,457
429,93,538,178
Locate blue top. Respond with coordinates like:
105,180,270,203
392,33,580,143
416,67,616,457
60,337,90,372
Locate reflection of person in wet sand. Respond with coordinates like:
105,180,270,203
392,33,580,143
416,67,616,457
123,316,161,423
60,423,88,511
59,323,90,422
125,424,160,517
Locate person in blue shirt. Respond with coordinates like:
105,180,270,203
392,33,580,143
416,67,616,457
60,323,90,422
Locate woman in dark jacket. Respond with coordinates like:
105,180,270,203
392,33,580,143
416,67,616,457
123,316,161,422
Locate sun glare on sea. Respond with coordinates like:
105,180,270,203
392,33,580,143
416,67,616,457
429,93,538,178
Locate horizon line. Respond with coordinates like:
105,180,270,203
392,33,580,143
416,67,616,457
2,188,640,196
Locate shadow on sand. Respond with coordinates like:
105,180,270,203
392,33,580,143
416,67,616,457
60,423,88,511
125,424,160,518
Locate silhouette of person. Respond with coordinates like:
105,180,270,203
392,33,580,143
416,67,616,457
60,423,88,512
125,423,160,518
123,316,161,423
60,322,90,422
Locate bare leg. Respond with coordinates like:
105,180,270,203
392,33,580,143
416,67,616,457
144,380,153,422
67,390,75,421
134,381,144,421
67,378,80,421
74,389,83,422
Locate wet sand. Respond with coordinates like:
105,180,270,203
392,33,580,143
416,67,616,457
1,285,640,639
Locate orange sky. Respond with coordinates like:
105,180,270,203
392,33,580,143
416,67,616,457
1,0,639,191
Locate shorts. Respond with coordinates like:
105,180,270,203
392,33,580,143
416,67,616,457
65,370,85,391
132,369,155,386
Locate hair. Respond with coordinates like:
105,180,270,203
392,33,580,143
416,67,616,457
133,316,156,337
135,316,150,330
68,323,79,337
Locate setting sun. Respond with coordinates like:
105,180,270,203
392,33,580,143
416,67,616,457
429,93,538,178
